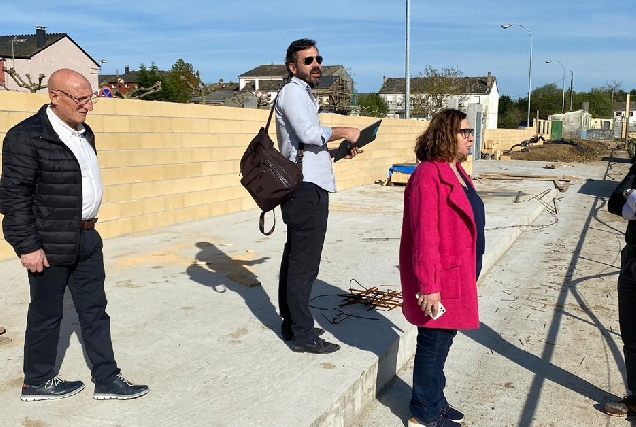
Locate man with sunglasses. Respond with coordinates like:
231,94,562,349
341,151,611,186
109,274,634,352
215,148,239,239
0,68,148,401
275,38,361,354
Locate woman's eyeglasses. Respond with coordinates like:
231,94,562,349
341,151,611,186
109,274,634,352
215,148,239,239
459,128,474,138
302,55,323,65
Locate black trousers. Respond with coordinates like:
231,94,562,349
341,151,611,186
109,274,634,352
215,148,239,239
279,182,329,345
24,228,120,386
619,245,636,393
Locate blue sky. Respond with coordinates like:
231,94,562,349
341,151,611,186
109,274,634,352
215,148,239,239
3,0,636,100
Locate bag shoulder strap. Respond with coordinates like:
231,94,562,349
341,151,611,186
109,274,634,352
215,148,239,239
269,85,304,171
259,210,276,235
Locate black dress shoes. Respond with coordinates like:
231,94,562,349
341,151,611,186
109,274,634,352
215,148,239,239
291,336,341,354
93,374,149,400
281,327,325,342
21,377,85,401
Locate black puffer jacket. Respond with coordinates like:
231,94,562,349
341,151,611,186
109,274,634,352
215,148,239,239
0,105,96,265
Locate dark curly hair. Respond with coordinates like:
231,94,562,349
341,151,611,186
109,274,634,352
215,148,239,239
414,109,467,162
285,38,317,78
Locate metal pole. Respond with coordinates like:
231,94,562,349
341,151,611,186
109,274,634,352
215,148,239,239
500,24,532,128
405,0,411,119
569,71,574,111
561,66,565,113
11,36,17,66
546,60,565,113
526,27,532,129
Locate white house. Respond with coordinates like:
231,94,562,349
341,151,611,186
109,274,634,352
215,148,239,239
378,72,499,129
0,26,100,93
614,101,636,125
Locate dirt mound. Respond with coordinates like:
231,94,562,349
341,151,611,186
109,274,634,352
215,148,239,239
508,139,613,163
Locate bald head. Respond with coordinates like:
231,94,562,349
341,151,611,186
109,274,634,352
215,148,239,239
48,68,91,93
48,68,95,128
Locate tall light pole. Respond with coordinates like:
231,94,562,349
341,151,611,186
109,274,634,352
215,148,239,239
405,0,411,119
545,59,565,113
569,71,574,111
11,36,26,67
501,23,532,128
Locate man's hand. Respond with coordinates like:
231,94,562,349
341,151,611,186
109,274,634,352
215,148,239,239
21,249,50,273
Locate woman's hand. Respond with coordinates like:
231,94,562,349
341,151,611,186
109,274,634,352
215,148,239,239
416,291,441,318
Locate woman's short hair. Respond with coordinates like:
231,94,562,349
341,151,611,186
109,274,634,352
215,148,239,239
285,38,317,77
414,109,467,162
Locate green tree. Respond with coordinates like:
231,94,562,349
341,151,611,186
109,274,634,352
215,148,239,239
411,65,467,118
135,62,167,101
528,83,563,118
497,95,524,129
167,58,197,103
575,87,612,117
357,93,389,117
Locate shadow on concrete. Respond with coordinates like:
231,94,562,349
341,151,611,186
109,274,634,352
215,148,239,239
55,292,91,376
468,160,626,426
578,179,617,198
462,322,618,408
371,375,412,425
310,278,404,413
601,156,632,164
186,241,280,336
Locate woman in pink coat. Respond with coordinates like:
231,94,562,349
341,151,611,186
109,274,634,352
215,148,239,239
400,109,485,427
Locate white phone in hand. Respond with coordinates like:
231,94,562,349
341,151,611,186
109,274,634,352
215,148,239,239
430,302,446,320
416,292,446,320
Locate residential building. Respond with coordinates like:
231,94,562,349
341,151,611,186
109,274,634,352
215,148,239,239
238,64,353,112
98,65,139,96
378,72,499,128
0,26,100,93
614,101,636,125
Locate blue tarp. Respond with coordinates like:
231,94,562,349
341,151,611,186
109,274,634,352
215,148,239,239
388,163,417,179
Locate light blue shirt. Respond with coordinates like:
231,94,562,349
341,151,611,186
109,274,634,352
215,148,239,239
275,77,336,192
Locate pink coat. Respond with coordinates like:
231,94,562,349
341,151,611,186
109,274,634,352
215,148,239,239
399,161,480,330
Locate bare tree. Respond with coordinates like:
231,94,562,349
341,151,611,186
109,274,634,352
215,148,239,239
605,80,623,116
99,78,162,99
2,66,47,93
181,72,227,104
411,65,468,118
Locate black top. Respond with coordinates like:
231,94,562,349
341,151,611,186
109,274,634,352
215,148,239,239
459,171,486,278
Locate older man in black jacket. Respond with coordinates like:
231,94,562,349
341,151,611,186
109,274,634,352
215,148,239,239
0,69,148,402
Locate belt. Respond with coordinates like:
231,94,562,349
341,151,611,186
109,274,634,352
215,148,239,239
81,218,98,230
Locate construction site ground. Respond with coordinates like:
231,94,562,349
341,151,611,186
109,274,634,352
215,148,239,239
1,154,633,427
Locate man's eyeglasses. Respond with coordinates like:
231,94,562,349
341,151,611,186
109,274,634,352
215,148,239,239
302,55,323,65
56,90,99,107
459,128,474,138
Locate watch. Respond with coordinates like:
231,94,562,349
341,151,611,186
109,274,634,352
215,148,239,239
625,189,633,198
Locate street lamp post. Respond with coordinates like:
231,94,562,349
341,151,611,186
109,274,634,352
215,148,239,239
545,59,565,113
11,36,27,67
405,0,411,119
501,23,532,128
569,71,574,111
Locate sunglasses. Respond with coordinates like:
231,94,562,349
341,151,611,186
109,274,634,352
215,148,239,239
302,55,323,65
459,128,474,138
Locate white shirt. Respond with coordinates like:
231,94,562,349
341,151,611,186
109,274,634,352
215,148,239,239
46,106,103,220
275,77,336,193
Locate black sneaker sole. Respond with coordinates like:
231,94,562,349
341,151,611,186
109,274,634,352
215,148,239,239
93,388,149,400
21,384,85,402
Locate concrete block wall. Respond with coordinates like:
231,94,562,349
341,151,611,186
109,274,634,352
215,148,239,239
0,91,423,261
